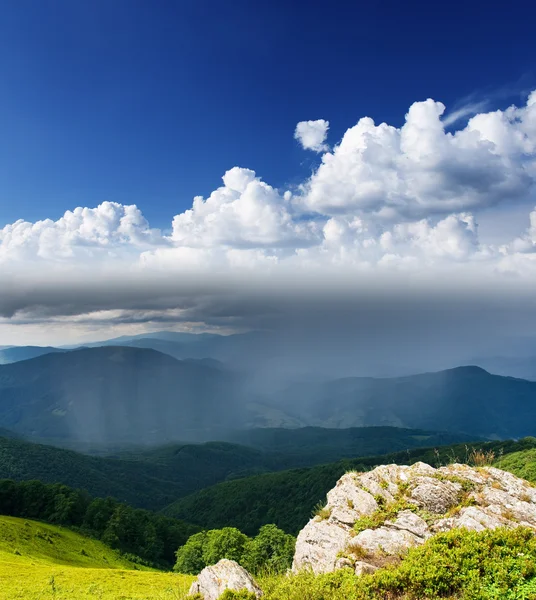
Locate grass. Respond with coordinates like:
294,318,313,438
0,516,194,600
0,565,192,599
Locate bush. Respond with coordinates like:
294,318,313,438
174,532,208,575
242,524,295,575
263,527,536,600
175,524,295,576
203,528,249,566
220,591,257,600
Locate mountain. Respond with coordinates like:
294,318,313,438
0,346,246,444
0,426,481,510
268,366,536,439
162,436,536,535
222,426,482,465
470,356,536,381
0,345,64,364
0,434,282,509
76,330,223,346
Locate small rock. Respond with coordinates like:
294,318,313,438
326,474,378,526
189,559,262,599
334,557,353,570
354,560,379,576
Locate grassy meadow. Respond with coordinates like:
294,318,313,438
0,516,193,600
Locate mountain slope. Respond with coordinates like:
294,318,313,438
0,345,64,364
0,435,281,509
0,426,481,510
222,426,482,465
0,346,244,443
0,515,138,569
0,516,193,599
270,366,536,438
162,436,536,535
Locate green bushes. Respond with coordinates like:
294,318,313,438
174,524,295,576
262,527,536,600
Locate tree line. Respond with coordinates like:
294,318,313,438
0,478,198,567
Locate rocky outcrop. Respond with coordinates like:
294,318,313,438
293,461,536,575
189,559,262,599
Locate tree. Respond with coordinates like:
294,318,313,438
203,527,249,567
174,531,208,574
242,524,295,574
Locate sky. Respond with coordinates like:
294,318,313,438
1,0,536,346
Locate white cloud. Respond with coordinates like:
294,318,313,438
168,166,321,249
0,202,162,262
300,94,536,220
504,207,536,254
1,91,536,287
294,119,330,152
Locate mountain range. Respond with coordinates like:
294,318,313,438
0,346,246,444
267,366,536,439
0,425,477,510
1,341,536,442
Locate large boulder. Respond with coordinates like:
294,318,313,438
189,559,262,599
293,461,536,575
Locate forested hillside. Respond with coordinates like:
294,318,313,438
0,427,478,510
163,437,536,535
0,479,198,567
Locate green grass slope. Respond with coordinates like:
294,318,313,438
0,515,137,569
0,515,193,600
163,437,536,535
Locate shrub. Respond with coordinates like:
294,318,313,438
174,531,208,574
264,527,536,600
242,524,295,575
203,527,249,566
175,525,296,576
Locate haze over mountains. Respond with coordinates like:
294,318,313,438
1,331,536,444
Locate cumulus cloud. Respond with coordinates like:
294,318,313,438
294,119,330,152
0,202,162,263
168,166,321,249
301,92,536,220
3,91,536,342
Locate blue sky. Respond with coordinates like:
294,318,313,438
2,0,536,345
1,0,534,231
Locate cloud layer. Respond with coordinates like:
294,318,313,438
2,91,536,339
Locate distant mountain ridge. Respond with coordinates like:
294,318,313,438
268,365,536,439
0,345,244,444
1,346,536,441
0,345,65,364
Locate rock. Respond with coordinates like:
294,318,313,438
432,506,507,533
188,559,262,599
354,560,379,576
351,525,424,555
409,477,461,514
292,518,352,574
326,473,379,526
386,510,430,539
292,461,536,575
334,557,354,570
